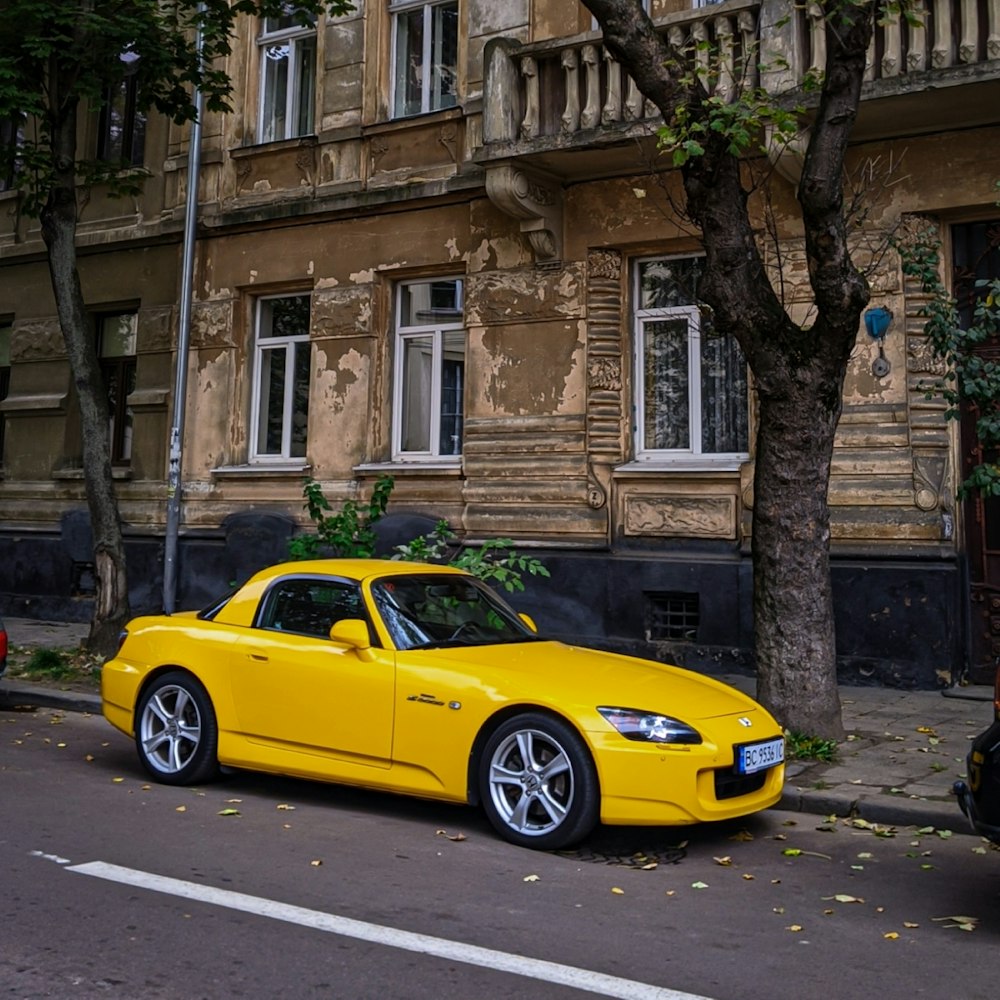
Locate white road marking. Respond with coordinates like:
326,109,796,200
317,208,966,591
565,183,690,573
65,859,715,1000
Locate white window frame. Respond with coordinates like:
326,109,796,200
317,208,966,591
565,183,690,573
390,0,458,119
392,278,465,463
632,255,749,468
250,294,312,464
257,14,318,143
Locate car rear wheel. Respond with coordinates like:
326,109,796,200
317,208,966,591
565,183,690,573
479,713,599,850
135,671,219,785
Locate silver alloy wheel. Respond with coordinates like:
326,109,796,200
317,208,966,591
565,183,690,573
139,683,203,775
486,727,575,837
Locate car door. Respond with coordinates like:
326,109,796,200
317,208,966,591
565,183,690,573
230,576,394,767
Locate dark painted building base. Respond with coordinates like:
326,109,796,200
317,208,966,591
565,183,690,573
0,512,963,690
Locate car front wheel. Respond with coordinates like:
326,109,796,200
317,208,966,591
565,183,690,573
479,713,599,850
135,671,219,785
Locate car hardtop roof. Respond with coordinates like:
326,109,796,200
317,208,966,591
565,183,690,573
247,559,469,586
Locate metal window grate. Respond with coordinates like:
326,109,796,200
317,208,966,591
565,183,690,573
645,591,700,642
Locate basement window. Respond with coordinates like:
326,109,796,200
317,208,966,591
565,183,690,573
645,591,700,642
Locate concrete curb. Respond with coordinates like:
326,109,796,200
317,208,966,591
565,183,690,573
0,680,101,715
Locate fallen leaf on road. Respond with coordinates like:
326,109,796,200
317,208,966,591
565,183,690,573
611,887,625,895
782,848,831,860
904,922,919,928
218,808,240,816
310,859,322,866
730,829,755,841
276,804,295,811
84,754,94,762
523,875,540,882
435,829,467,841
884,932,899,940
786,925,803,932
691,881,709,889
742,874,755,880
932,915,978,931
822,894,864,903
175,805,186,813
112,777,124,783
916,727,937,735
713,856,732,866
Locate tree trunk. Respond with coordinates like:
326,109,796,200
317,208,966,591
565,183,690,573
39,99,131,657
752,370,846,738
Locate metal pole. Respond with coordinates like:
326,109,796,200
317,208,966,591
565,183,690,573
162,10,204,614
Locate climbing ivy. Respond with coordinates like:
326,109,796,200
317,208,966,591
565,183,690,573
896,212,1000,497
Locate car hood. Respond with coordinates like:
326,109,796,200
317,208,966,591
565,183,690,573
409,639,765,723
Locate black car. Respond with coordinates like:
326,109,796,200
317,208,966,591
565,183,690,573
955,670,1000,845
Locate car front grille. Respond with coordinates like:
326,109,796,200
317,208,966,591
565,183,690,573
714,769,767,800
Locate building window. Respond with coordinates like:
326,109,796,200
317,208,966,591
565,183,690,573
634,256,749,463
97,53,146,166
258,13,317,143
391,1,458,118
0,114,23,192
0,320,10,465
251,294,312,461
393,278,464,460
97,313,138,465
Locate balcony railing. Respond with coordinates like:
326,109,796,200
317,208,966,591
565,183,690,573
798,0,999,81
482,0,1000,152
482,1,760,147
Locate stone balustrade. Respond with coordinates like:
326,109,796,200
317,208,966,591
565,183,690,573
482,0,1000,150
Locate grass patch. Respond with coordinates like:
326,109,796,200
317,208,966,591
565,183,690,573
785,729,838,763
8,646,102,689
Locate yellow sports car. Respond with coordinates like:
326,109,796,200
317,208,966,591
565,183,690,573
102,560,785,849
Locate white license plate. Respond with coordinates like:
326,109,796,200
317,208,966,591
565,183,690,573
736,737,785,775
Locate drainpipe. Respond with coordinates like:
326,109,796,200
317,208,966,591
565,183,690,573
162,10,204,614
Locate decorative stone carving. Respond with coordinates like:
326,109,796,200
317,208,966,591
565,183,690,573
624,495,736,539
587,356,621,392
485,164,564,262
11,321,64,361
588,248,621,281
438,123,459,164
191,301,235,349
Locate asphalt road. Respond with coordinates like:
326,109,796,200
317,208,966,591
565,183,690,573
4,705,1000,1000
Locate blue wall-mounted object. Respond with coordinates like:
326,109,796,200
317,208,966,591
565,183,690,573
864,306,893,340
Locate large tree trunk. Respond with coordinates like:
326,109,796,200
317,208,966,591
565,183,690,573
752,369,847,737
39,99,131,657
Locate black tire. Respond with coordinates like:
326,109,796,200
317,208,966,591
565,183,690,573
479,712,599,850
135,671,220,785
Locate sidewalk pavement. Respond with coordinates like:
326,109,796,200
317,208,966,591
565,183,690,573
1,616,995,835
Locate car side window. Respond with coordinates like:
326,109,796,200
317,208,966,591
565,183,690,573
257,578,364,638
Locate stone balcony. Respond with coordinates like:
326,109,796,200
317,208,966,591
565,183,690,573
479,0,1000,173
476,0,1000,262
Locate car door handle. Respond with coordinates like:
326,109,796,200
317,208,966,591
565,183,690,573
247,651,269,662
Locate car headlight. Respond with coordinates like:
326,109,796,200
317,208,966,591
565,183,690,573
597,706,702,745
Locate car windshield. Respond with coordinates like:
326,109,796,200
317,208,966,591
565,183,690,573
370,574,538,651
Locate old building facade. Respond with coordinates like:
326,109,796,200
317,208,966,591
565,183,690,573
2,0,999,687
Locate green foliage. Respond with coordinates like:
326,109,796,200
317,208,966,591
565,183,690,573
288,474,394,559
895,219,1000,497
785,729,838,762
289,478,550,593
393,520,551,594
22,647,74,680
0,0,354,215
660,86,805,167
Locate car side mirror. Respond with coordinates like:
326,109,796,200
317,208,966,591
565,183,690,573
518,613,538,633
330,619,372,650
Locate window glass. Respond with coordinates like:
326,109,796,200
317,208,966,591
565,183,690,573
0,321,10,465
252,294,312,461
97,53,146,166
392,1,458,118
634,256,748,462
259,15,317,142
97,313,138,464
394,278,464,460
258,577,365,637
